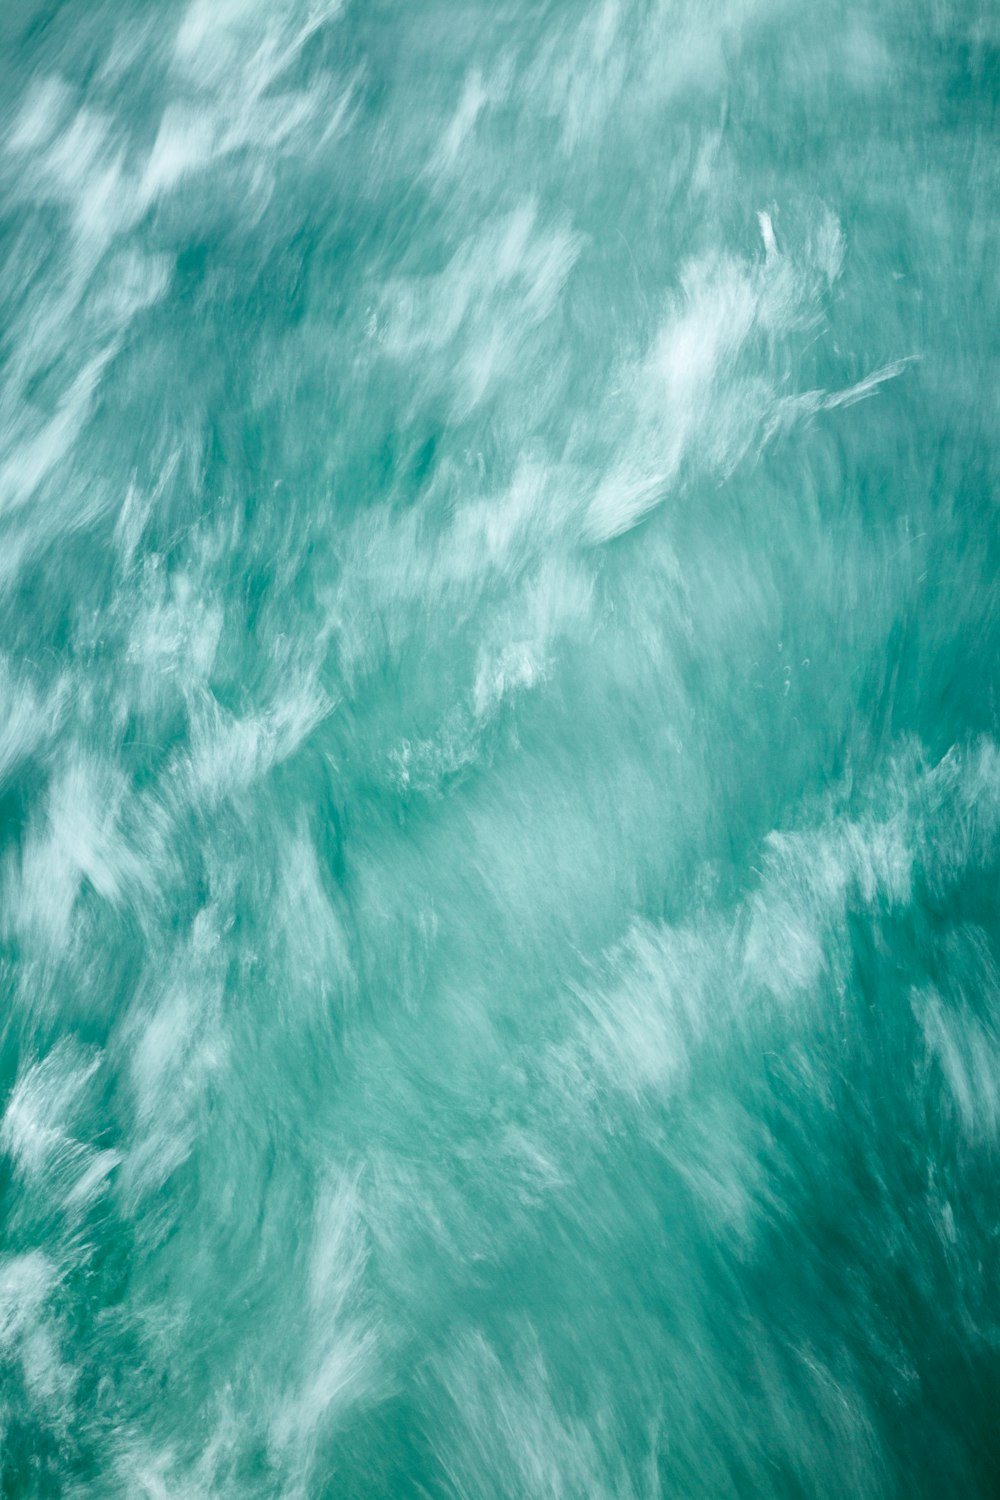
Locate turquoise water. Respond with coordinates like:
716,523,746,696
0,1,998,1494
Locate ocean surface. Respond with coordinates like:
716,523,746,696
0,1,998,1495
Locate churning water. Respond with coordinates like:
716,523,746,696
0,1,998,1495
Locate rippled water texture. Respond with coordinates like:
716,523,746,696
0,2,998,1495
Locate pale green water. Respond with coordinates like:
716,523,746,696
0,2,998,1496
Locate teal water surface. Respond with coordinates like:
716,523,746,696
0,1,998,1495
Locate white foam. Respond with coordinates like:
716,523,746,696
2,755,143,953
436,1331,643,1500
0,1044,99,1180
381,202,582,414
126,560,223,703
118,912,227,1206
181,669,332,807
822,356,918,409
581,211,907,544
270,1173,379,1471
430,68,489,174
0,1251,56,1348
273,821,355,1000
7,76,72,153
0,658,68,783
917,989,1000,1142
